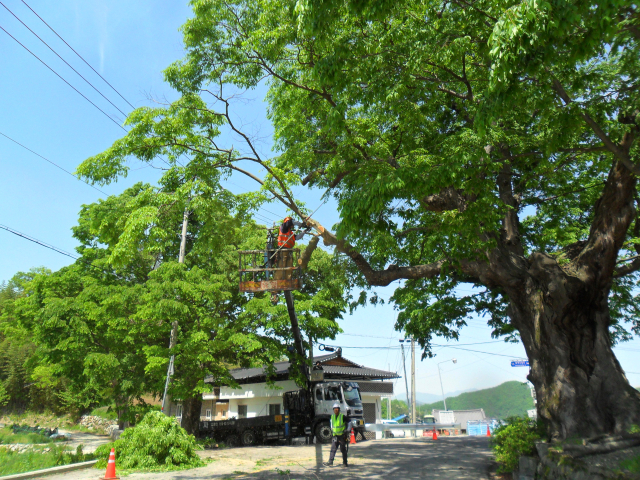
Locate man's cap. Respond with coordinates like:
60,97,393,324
332,403,340,409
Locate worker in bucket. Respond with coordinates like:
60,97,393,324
323,402,352,468
271,216,310,303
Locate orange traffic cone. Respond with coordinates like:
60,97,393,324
102,448,119,480
486,425,491,437
432,428,438,440
350,429,357,444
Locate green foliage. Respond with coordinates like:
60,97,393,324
3,175,349,427
419,381,535,419
381,399,409,419
620,455,640,473
490,416,544,473
0,426,51,445
0,273,69,414
0,445,94,476
90,406,118,421
94,411,204,471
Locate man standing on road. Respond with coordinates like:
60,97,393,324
324,402,350,468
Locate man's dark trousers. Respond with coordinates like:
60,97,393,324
328,434,348,465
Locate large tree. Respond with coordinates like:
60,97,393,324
78,0,640,439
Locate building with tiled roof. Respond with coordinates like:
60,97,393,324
198,348,399,437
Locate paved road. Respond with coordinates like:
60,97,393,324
47,436,494,480
58,429,111,454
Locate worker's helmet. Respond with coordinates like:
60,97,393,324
283,216,292,222
332,403,341,410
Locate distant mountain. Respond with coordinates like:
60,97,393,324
394,388,478,405
418,381,534,419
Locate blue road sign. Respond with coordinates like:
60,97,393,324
511,360,529,367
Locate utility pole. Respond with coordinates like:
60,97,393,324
162,208,189,416
400,342,410,422
411,337,416,429
388,363,391,420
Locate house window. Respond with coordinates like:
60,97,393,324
238,405,247,418
205,409,212,420
176,404,183,419
269,404,281,416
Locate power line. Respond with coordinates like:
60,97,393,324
0,1,128,117
322,343,526,359
20,0,135,110
0,223,121,279
328,339,507,347
0,130,109,196
0,224,78,260
0,24,126,131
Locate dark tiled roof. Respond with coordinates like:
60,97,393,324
205,351,399,384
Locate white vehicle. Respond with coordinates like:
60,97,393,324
381,419,406,438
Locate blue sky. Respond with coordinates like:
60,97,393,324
1,0,638,400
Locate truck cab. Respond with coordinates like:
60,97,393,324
312,381,366,443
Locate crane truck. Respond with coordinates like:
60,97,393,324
198,376,366,446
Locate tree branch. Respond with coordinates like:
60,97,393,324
550,76,640,176
420,187,475,212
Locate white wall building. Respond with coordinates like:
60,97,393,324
200,350,398,439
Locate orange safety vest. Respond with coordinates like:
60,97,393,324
278,225,295,248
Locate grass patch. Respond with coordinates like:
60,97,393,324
0,426,53,444
0,412,76,429
0,445,94,476
90,406,117,421
621,455,640,473
255,457,272,467
65,424,106,435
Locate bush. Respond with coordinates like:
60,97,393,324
94,411,204,472
490,416,544,473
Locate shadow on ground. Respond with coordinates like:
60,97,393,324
141,436,494,480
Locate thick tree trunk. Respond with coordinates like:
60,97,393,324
181,395,202,435
510,253,640,441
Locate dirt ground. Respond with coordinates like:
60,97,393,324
46,435,495,480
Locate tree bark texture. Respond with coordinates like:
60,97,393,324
504,160,640,440
181,395,202,435
511,254,640,440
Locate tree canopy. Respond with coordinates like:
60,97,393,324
1,177,350,428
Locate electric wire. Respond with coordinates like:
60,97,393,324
321,343,527,359
20,0,134,110
0,130,109,196
0,223,127,279
0,1,129,117
0,24,126,131
0,223,78,260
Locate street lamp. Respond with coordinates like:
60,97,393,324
437,358,457,411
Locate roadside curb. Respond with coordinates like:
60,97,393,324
0,460,98,480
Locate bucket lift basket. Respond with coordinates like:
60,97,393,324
238,248,302,293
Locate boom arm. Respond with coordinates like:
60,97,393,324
284,290,308,380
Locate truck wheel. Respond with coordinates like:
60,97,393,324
226,434,239,447
315,421,333,444
241,430,257,446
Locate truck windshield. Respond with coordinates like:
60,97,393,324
342,387,362,407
